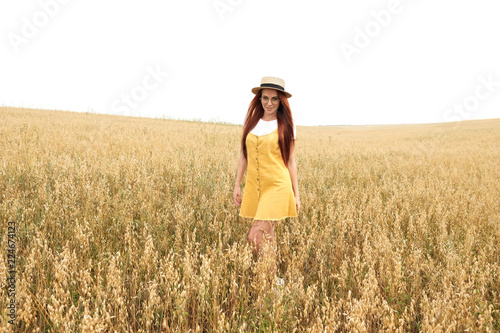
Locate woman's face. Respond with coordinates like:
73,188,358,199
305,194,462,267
260,88,280,117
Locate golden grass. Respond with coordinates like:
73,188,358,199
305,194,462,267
0,106,499,332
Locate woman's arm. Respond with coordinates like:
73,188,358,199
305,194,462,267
233,152,247,206
287,142,300,214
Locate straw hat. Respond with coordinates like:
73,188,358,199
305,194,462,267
251,76,292,98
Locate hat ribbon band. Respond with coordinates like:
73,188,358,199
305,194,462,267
260,83,284,91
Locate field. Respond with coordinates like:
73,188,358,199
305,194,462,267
0,107,499,332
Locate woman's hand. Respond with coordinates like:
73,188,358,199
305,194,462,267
295,195,301,215
233,186,242,207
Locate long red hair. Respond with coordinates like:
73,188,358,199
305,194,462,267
241,90,295,165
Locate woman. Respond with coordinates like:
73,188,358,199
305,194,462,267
233,76,300,278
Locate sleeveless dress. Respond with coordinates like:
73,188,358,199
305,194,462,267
239,119,297,221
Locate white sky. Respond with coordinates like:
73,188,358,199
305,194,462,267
1,0,500,126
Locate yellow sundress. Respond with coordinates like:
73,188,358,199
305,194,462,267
239,127,297,221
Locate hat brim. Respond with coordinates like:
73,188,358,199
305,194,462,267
252,87,292,98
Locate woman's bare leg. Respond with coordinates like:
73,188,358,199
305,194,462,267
247,220,276,275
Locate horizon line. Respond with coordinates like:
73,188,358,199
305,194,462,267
1,105,499,128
